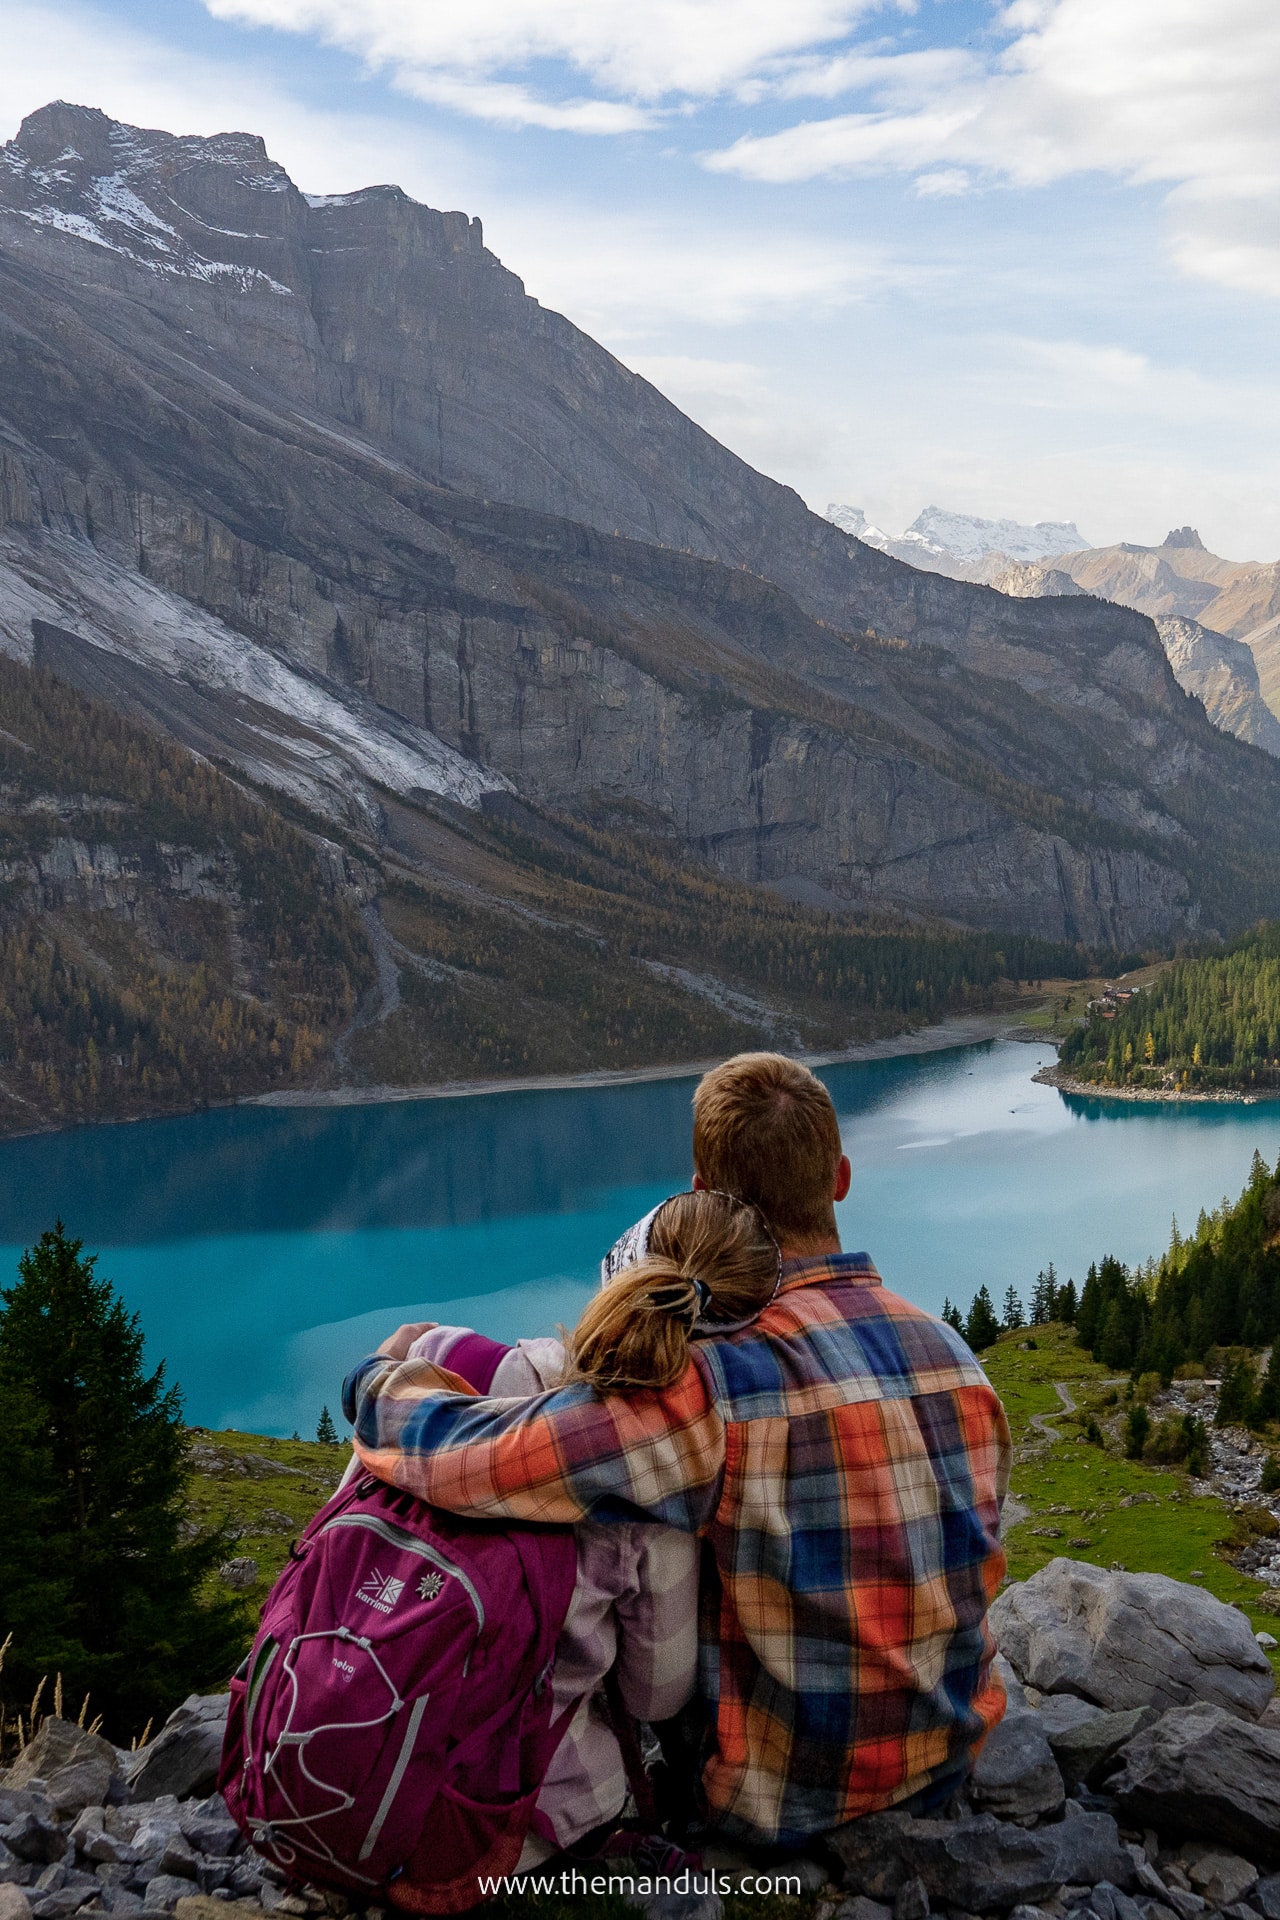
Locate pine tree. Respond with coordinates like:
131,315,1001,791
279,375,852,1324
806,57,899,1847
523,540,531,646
941,1298,964,1334
0,1225,248,1735
965,1286,1001,1352
1124,1405,1151,1459
1216,1354,1258,1429
1030,1265,1057,1325
1002,1286,1025,1331
316,1405,339,1445
1055,1277,1078,1325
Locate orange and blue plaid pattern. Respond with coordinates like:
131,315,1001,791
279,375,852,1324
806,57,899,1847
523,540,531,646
343,1253,1010,1846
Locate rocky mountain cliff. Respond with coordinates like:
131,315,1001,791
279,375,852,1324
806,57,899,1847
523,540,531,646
3,102,1280,946
1049,531,1280,718
989,560,1280,757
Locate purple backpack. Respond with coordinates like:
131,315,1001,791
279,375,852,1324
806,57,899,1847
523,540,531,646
219,1465,577,1914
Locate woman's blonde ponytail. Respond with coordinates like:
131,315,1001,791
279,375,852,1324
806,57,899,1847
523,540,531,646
568,1189,780,1395
566,1256,699,1392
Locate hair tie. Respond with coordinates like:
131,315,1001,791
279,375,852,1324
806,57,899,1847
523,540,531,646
645,1277,706,1328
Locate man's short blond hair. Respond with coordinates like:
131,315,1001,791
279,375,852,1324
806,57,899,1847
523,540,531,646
692,1052,843,1248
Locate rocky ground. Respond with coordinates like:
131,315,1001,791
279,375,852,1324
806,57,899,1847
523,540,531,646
3,1558,1280,1920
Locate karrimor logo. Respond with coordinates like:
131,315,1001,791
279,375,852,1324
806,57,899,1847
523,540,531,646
357,1570,406,1614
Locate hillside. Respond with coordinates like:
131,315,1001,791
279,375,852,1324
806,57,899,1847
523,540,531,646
1054,921,1280,1095
1,106,1280,949
983,1327,1280,1652
0,649,1101,1132
0,655,374,1132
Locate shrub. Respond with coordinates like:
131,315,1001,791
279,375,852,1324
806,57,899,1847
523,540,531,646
1261,1454,1280,1494
1216,1354,1259,1429
1143,1417,1186,1463
1134,1371,1164,1405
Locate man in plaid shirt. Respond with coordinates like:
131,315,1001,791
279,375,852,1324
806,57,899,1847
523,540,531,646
343,1053,1010,1848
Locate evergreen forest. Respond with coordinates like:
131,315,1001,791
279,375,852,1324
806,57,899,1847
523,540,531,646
1059,922,1280,1091
0,657,373,1129
953,1148,1280,1420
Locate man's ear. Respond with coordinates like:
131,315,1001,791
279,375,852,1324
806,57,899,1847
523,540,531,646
833,1155,852,1203
692,1173,707,1191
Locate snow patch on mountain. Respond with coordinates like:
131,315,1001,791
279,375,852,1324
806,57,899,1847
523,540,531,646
0,530,509,822
0,108,295,294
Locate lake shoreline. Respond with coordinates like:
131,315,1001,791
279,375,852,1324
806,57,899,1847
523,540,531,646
1033,1063,1280,1106
248,1011,1041,1110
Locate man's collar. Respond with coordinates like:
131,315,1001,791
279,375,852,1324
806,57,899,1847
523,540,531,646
778,1250,881,1294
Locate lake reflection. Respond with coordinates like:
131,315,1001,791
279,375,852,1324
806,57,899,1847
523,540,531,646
0,1042,1276,1435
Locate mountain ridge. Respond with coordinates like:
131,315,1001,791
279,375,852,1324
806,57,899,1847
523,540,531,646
1,101,1280,949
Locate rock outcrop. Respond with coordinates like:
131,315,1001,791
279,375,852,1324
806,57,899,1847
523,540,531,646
1152,618,1280,755
1110,1702,1280,1859
989,1557,1275,1720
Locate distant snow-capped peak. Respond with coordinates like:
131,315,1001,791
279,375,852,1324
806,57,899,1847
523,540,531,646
824,504,893,549
907,507,1087,563
825,501,1086,565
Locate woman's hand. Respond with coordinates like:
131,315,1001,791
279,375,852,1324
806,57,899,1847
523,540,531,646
377,1321,438,1360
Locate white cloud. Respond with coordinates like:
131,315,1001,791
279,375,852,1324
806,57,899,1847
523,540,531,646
401,75,657,135
914,167,971,198
201,0,885,125
704,0,1280,299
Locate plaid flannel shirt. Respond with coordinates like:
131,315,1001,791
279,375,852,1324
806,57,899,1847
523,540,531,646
342,1252,1010,1846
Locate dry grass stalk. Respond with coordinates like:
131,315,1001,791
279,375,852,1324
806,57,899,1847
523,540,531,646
53,1673,63,1720
0,1632,12,1677
130,1716,153,1753
29,1676,46,1728
88,1715,103,1736
77,1694,90,1730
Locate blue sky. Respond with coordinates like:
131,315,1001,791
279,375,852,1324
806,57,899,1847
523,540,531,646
4,0,1279,557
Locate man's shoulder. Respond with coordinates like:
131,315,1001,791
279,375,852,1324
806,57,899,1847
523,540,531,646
691,1263,994,1414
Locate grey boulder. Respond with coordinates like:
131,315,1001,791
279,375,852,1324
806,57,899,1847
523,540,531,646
1047,1706,1159,1794
176,1800,238,1861
125,1702,228,1805
3,1724,118,1818
1110,1702,1280,1859
991,1561,1274,1720
830,1808,1135,1910
135,1875,195,1913
1178,1848,1258,1907
1254,1874,1280,1920
970,1707,1065,1820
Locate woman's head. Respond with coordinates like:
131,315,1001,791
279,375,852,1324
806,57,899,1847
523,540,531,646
568,1189,780,1394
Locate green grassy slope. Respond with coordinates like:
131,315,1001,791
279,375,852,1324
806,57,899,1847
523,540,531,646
985,1325,1280,1666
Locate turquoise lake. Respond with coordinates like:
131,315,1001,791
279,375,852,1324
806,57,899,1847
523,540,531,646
1,1039,1278,1437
